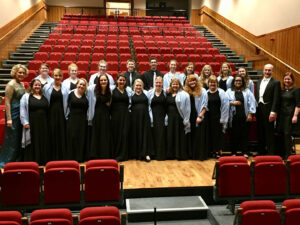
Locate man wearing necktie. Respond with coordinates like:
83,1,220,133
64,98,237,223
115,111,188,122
123,59,141,89
142,57,164,90
255,64,281,155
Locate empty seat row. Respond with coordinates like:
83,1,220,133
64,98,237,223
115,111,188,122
133,41,212,48
49,33,130,40
213,155,300,204
234,199,300,225
39,45,131,54
0,160,123,209
0,206,125,225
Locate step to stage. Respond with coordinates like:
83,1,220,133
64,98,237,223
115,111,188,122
126,196,209,222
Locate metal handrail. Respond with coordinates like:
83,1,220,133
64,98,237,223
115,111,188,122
202,9,300,75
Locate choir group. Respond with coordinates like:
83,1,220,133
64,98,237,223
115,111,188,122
0,59,299,166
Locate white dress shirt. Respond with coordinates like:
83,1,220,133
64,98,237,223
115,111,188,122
259,77,271,104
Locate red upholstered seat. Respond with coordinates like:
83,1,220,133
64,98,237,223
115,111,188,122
201,54,213,63
44,161,80,204
239,200,280,225
79,207,120,225
29,60,43,71
2,162,40,205
253,156,286,195
0,211,22,225
138,62,150,72
78,53,91,61
84,160,120,202
287,155,300,194
39,45,52,53
49,52,63,61
282,199,300,225
214,55,227,63
30,208,73,225
217,156,251,197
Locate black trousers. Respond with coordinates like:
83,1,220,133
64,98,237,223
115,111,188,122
231,115,249,154
256,103,276,155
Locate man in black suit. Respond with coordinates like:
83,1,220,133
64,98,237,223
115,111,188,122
123,59,141,89
255,64,281,155
142,57,164,90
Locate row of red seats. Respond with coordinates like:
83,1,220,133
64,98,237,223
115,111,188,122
133,41,212,48
48,33,130,40
213,155,300,201
0,206,124,225
234,199,300,225
60,20,192,26
0,160,123,208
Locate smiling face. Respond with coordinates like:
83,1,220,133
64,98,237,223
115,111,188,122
188,78,197,89
99,75,108,89
117,76,126,88
77,80,87,93
32,80,42,94
155,77,163,90
53,71,63,83
234,77,243,89
150,59,157,71
40,65,49,76
221,63,229,75
238,68,246,77
134,81,143,93
204,68,211,77
169,61,177,73
186,65,194,75
263,64,273,78
283,75,294,88
15,68,26,82
208,80,217,91
69,66,78,79
98,63,107,75
127,62,135,72
171,81,180,93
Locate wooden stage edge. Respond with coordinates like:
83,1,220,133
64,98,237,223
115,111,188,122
120,145,300,190
120,159,217,189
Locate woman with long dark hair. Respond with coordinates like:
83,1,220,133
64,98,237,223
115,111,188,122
238,67,254,94
0,64,27,167
87,74,112,159
20,79,49,164
226,75,256,157
110,74,132,161
185,75,209,160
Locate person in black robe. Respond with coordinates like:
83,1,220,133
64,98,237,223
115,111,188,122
66,78,89,162
111,74,131,161
142,57,164,90
147,76,166,160
88,74,112,159
185,75,209,160
277,72,300,157
129,79,153,161
21,79,49,165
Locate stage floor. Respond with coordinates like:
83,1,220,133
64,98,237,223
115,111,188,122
120,159,216,189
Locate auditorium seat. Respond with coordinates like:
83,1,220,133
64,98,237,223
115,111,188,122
90,62,99,71
179,42,190,48
281,199,300,225
46,60,59,71
202,42,213,48
208,48,220,55
34,52,48,61
57,39,69,46
94,40,105,46
160,47,171,54
107,40,118,46
44,38,56,45
80,46,92,54
234,200,280,225
64,53,77,62
79,207,121,225
138,62,150,72
106,46,118,54
196,48,207,55
30,208,73,225
209,62,221,74
77,61,90,71
163,54,175,62
287,155,300,195
1,162,40,205
69,39,81,46
201,54,214,63
183,48,195,54
67,45,80,53
0,211,23,225
93,46,105,53
49,52,63,61
60,61,73,71
195,62,206,72
78,53,91,61
82,40,93,46
157,41,167,48
190,42,202,49
189,54,201,63
135,47,147,54
106,53,118,61
84,160,120,202
176,54,188,62
107,62,119,72
119,53,131,62
147,47,159,54
150,54,161,61
39,45,52,53
252,156,287,196
136,54,148,62
214,156,251,199
215,55,227,63
145,41,156,48
53,45,66,53
44,161,80,204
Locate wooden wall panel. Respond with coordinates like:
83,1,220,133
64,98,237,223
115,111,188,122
0,1,46,67
46,6,65,22
133,9,146,16
195,6,300,86
190,9,201,26
65,8,83,15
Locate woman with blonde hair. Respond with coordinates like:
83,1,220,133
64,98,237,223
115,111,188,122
20,79,49,164
166,78,190,160
238,67,254,94
66,78,89,162
43,68,69,160
185,75,209,160
207,75,229,158
217,62,234,91
62,63,79,91
199,64,213,90
129,79,153,161
147,76,167,160
0,64,27,167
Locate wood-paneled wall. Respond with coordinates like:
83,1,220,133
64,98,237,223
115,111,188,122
0,1,47,67
195,6,300,86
